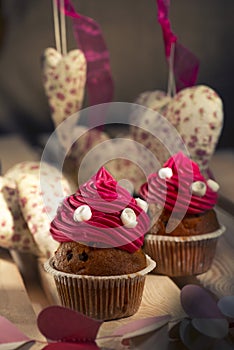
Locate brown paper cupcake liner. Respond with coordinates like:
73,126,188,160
44,255,156,320
143,225,225,277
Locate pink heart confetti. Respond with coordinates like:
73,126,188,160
181,285,224,319
112,314,171,340
42,343,99,350
37,306,103,343
0,316,32,347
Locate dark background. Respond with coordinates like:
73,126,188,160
0,0,233,149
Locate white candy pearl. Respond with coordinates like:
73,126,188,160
135,197,149,212
190,181,207,197
73,205,92,222
121,208,138,228
207,179,220,192
158,167,173,179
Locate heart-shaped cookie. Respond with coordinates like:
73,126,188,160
134,90,172,114
164,85,223,169
130,93,178,168
42,47,87,147
0,176,38,254
131,85,223,171
5,161,72,257
65,126,146,192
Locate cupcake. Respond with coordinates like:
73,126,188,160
44,167,155,320
140,152,225,277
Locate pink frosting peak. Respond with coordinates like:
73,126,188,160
50,167,150,253
140,152,218,214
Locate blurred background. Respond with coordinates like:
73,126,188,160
0,0,233,149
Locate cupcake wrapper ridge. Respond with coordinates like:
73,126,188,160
44,255,156,320
143,225,225,277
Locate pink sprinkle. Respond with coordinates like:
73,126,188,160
56,92,65,100
30,165,39,170
67,102,73,108
45,206,52,213
191,135,198,142
199,108,204,115
31,224,38,234
12,234,21,242
70,89,77,95
20,197,27,207
196,149,207,156
141,132,148,140
64,109,71,115
188,142,195,148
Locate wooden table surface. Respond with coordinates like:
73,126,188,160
0,135,233,349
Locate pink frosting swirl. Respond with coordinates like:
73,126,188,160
140,152,218,214
50,167,150,253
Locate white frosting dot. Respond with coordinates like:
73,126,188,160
190,181,207,197
158,167,173,179
121,208,138,228
207,179,220,192
73,205,92,222
135,197,149,212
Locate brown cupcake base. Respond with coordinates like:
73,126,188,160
143,226,225,277
44,255,156,320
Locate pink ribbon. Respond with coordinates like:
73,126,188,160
157,0,199,91
60,0,114,107
157,0,177,58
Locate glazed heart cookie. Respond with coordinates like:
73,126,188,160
0,176,38,254
42,47,87,147
164,85,223,169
